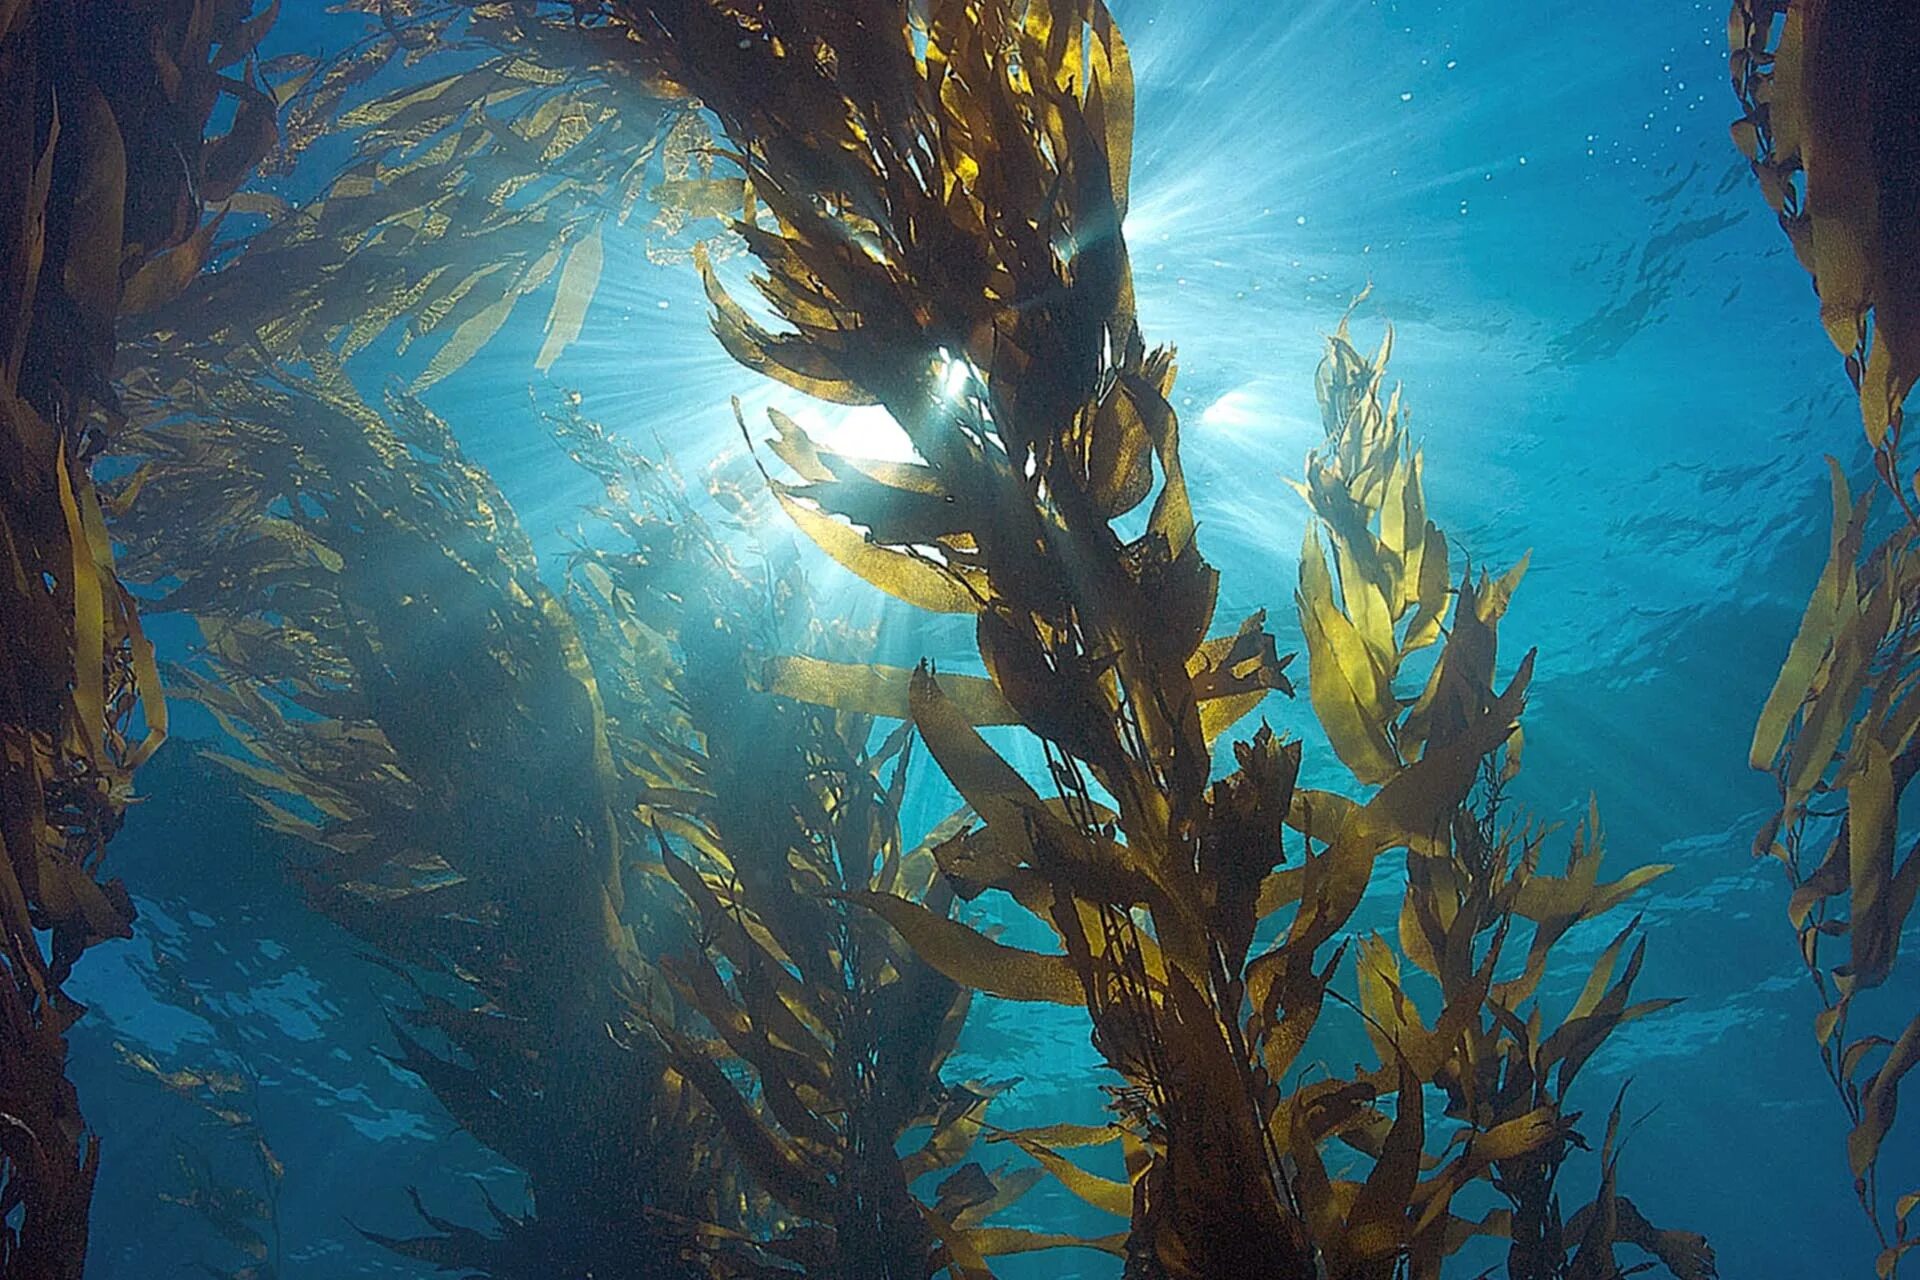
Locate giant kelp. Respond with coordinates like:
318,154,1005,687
108,344,735,1276
556,403,1087,1274
602,1,1710,1276
1732,3,1920,1273
0,2,277,1271
108,246,1052,1273
159,0,708,393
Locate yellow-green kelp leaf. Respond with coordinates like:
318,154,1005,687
844,891,1084,1005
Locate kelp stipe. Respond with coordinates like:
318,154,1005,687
613,1,1717,1275
1731,4,1920,1273
0,3,278,1272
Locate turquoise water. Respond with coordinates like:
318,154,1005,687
70,2,1912,1276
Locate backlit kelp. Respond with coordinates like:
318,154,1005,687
0,2,277,1271
555,402,1087,1274
164,0,706,393
608,1,1711,1276
1731,3,1920,1274
107,250,1054,1271
1299,317,1711,1280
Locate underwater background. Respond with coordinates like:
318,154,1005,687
54,0,1915,1276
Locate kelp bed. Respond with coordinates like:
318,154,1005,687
0,0,1910,1277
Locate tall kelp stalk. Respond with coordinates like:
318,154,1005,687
554,402,1090,1275
606,1,1706,1276
1731,3,1920,1273
1299,315,1713,1280
0,2,277,1271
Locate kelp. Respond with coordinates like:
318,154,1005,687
108,236,1051,1272
553,401,1082,1275
1299,317,1709,1280
0,2,277,1273
1732,4,1920,1273
154,1,706,393
614,1,1708,1275
108,343,736,1276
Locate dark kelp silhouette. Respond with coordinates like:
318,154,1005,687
604,1,1714,1276
1732,3,1920,1274
0,3,278,1272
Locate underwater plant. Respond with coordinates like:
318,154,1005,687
159,0,711,395
599,1,1714,1276
0,2,278,1272
108,347,738,1276
556,401,1083,1274
1731,3,1920,1274
107,252,1050,1272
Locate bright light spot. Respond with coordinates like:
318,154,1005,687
1201,388,1266,431
813,404,919,463
936,346,979,402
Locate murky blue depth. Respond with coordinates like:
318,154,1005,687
71,2,1914,1277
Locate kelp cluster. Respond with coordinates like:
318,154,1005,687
0,1,276,1273
28,0,1736,1276
154,0,734,396
110,345,735,1275
603,2,1713,1276
1732,3,1920,1274
110,267,1050,1273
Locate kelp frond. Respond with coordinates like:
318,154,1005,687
1733,5,1920,1273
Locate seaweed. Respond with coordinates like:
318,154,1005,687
1732,4,1920,1273
0,2,278,1272
555,401,1091,1274
155,2,696,393
106,249,1049,1274
606,2,1711,1276
109,341,735,1276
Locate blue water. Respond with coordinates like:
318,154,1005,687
72,1,1914,1276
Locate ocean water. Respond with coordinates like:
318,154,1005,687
67,1,1915,1277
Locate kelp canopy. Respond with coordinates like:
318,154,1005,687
9,0,1907,1276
